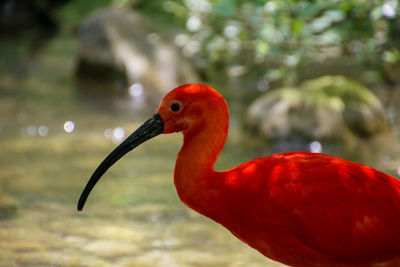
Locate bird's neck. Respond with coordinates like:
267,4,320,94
173,118,228,214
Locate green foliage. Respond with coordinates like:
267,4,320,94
56,0,113,29
117,0,400,86
213,0,237,17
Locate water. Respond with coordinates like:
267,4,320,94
1,32,399,267
0,34,278,266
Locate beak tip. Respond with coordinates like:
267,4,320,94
77,197,86,211
76,113,164,212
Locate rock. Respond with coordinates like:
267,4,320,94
247,76,387,141
75,8,199,99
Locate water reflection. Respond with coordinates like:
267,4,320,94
129,83,144,98
64,121,75,133
20,125,49,137
104,127,126,144
27,125,37,136
112,127,125,143
310,141,322,153
38,125,49,136
104,128,114,139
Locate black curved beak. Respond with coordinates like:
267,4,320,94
77,113,164,211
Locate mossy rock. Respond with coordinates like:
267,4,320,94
246,76,387,141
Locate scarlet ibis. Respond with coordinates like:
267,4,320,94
78,84,400,266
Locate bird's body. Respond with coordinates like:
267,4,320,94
177,151,400,266
78,84,400,267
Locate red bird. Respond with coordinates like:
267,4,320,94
78,84,400,267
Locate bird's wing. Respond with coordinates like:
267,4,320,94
256,152,400,264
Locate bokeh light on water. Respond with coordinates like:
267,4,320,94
129,83,144,98
310,141,322,153
64,121,75,133
104,128,114,139
112,127,125,143
38,125,49,136
104,127,126,144
27,125,37,136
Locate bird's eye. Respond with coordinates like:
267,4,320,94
170,103,181,112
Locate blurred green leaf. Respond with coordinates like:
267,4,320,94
255,40,270,57
292,19,305,34
383,49,400,63
213,0,237,17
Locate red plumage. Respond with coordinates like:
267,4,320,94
213,153,400,266
160,85,400,266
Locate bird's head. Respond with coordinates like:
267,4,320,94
156,84,228,135
77,84,228,211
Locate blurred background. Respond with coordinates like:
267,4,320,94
1,0,400,266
